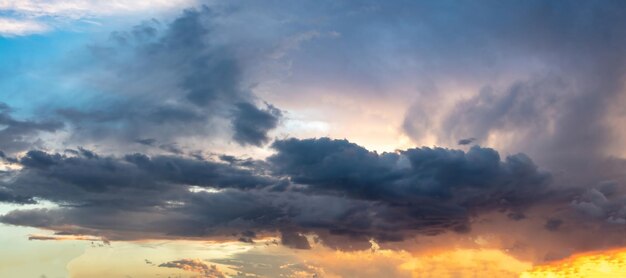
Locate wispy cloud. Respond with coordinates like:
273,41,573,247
0,17,48,36
0,0,193,18
0,0,194,36
159,259,225,278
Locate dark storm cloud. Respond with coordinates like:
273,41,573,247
457,138,476,146
8,148,274,206
0,148,377,243
56,7,280,147
0,148,279,240
232,102,282,146
124,153,275,190
0,188,35,204
269,138,550,208
0,138,557,249
280,230,311,250
0,102,63,154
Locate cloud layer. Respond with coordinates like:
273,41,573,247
2,1,626,269
0,138,557,252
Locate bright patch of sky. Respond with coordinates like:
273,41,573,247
0,0,196,36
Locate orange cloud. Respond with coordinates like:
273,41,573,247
521,248,626,278
27,233,105,242
297,244,532,278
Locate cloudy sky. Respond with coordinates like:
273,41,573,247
1,1,626,277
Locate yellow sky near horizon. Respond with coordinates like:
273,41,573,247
3,218,626,278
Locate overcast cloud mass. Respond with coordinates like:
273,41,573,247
2,0,626,277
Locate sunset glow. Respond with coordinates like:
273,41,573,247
521,249,626,278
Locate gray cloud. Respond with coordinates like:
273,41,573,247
0,188,35,204
0,102,63,154
232,102,282,146
457,138,476,146
0,139,561,250
9,148,275,208
570,188,626,225
397,1,626,184
159,259,225,278
269,138,551,209
55,7,280,148
280,230,311,250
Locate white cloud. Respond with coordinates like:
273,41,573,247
0,0,195,36
0,0,194,18
0,17,48,36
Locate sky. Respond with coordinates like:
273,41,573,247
1,1,626,277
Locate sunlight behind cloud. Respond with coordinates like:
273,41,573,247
521,248,626,278
295,245,533,278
